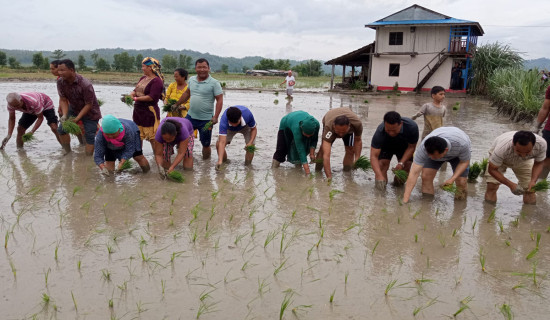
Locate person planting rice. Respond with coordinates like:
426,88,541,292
56,59,102,155
154,117,194,179
1,92,62,150
315,108,363,180
485,131,547,204
215,106,257,170
403,127,471,203
371,111,419,190
165,68,190,118
175,58,223,160
94,115,150,176
411,86,447,139
532,84,550,180
129,57,164,151
272,110,319,176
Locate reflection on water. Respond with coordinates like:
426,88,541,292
0,83,549,318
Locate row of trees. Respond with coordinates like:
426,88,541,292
0,51,21,69
252,58,323,76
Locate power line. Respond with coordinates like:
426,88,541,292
484,25,550,28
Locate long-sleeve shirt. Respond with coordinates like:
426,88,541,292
94,119,142,165
279,111,320,164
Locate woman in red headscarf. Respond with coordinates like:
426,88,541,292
129,57,165,149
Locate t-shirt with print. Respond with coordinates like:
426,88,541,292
489,131,547,167
7,92,54,115
371,117,419,149
321,108,363,143
414,127,471,165
187,75,223,121
219,105,256,135
286,76,295,89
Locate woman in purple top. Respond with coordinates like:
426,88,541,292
129,57,165,149
154,117,194,177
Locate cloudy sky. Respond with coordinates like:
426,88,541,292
3,0,549,60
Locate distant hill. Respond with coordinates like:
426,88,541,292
0,48,342,75
524,58,550,71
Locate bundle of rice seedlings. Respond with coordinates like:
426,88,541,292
480,158,489,175
468,162,482,182
22,132,36,143
441,183,458,194
453,102,460,111
162,99,178,113
245,145,257,153
394,169,408,183
61,118,82,135
119,160,133,171
274,99,279,105
124,95,134,107
202,121,213,132
312,158,324,164
531,180,549,192
353,156,371,172
167,171,185,183
98,99,105,107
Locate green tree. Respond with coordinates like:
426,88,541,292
8,57,20,69
254,58,276,70
0,51,6,66
91,53,99,65
242,66,249,73
274,59,291,70
221,64,229,74
294,60,322,76
178,54,192,70
51,49,66,60
135,54,143,71
162,54,178,71
32,52,45,69
112,52,134,72
96,58,110,71
42,58,50,70
78,54,87,71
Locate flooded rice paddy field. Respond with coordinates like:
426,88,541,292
1,82,550,319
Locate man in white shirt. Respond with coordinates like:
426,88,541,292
280,70,295,100
485,131,547,204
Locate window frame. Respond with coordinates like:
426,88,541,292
389,63,400,77
389,32,404,46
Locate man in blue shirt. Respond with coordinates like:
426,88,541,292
216,106,257,169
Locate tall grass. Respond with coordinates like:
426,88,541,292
470,42,523,95
488,67,546,122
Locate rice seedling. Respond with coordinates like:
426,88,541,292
202,121,213,132
61,118,82,135
292,305,312,317
54,242,59,261
453,102,460,111
364,99,369,103
441,183,458,194
264,230,278,248
371,240,380,255
500,303,513,320
468,161,482,182
412,210,421,219
329,289,336,303
329,189,343,201
123,95,134,107
414,234,418,243
279,289,294,320
453,296,473,317
101,269,112,281
274,91,279,96
71,291,78,310
258,277,270,296
384,279,409,296
109,299,114,308
480,158,488,174
162,99,178,113
44,268,51,286
498,220,504,232
119,160,133,171
22,132,36,143
167,170,185,183
77,260,81,270
274,99,279,104
72,186,82,196
353,155,371,171
42,293,50,305
393,169,408,183
479,248,486,272
413,297,438,316
526,233,541,260
487,208,496,223
98,99,104,106
4,230,8,248
273,258,289,276
9,259,16,278
472,217,477,231
531,180,549,192
245,144,257,153
438,233,446,247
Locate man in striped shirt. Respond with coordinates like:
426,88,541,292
1,92,61,149
485,131,547,204
403,127,471,203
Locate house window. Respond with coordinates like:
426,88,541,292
389,32,403,45
389,64,400,77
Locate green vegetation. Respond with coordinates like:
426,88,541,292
245,145,257,153
202,121,213,132
22,132,36,143
353,155,371,171
167,171,185,183
531,180,549,192
441,183,458,194
120,160,133,171
468,161,482,182
124,95,134,107
61,118,82,135
162,98,178,113
393,169,408,183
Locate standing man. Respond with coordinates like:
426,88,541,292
216,106,257,169
176,58,223,159
280,70,295,100
532,84,550,180
371,111,419,190
56,59,102,155
485,131,547,204
403,127,471,203
316,108,363,180
1,92,61,150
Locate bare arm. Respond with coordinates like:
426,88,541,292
443,160,469,185
246,127,257,147
134,95,153,102
154,141,165,167
1,113,16,149
403,162,423,203
529,161,545,191
353,136,362,160
536,98,550,127
370,147,385,180
217,135,227,165
30,113,44,133
176,88,190,106
397,143,417,168
169,138,190,172
211,94,223,124
74,103,92,123
321,140,333,179
487,162,516,190
59,97,69,119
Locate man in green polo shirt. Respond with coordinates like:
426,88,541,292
176,58,223,159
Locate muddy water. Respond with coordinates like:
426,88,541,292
1,82,549,319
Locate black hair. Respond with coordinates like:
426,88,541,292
50,60,61,67
513,130,536,146
431,86,445,95
174,68,188,80
195,58,209,66
424,136,447,154
226,107,242,124
383,111,402,125
161,120,181,137
334,115,350,126
59,59,75,71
